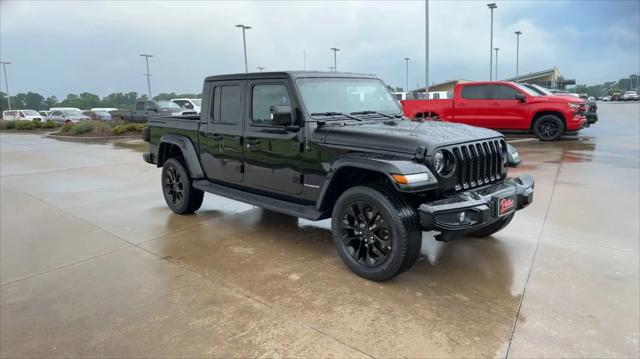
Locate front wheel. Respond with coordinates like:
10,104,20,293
162,158,204,214
331,185,422,281
533,115,565,141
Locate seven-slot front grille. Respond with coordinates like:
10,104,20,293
450,139,505,191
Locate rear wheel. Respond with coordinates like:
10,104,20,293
533,115,564,141
162,158,204,214
332,185,422,281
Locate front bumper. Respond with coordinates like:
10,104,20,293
585,113,598,126
418,174,534,239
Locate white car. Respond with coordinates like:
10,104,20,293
171,98,201,114
90,107,119,112
46,109,91,123
2,110,44,121
622,91,639,101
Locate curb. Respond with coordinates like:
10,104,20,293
46,133,141,141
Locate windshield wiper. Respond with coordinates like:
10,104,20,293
350,110,400,119
310,112,361,121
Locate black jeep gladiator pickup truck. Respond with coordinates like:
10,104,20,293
143,71,534,281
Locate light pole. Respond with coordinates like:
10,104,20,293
404,58,410,91
0,61,11,110
328,66,335,72
487,3,497,81
425,0,429,94
139,54,153,99
514,31,522,82
257,67,265,72
494,48,499,81
235,24,252,73
330,48,340,72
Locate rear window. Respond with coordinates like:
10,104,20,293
461,85,489,99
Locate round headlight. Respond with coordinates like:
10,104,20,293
433,150,455,177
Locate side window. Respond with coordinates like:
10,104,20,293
135,102,145,111
52,111,62,116
209,87,220,122
251,84,291,126
461,85,489,100
219,85,242,124
492,85,520,100
146,101,157,110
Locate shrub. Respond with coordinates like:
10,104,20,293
42,120,56,129
0,120,16,130
134,124,147,132
92,120,112,136
61,122,73,132
71,121,94,135
111,125,127,135
15,120,35,130
32,119,42,128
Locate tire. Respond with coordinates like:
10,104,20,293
533,115,565,141
161,158,204,214
331,184,422,281
470,213,514,238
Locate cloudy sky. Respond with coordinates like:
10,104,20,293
1,0,639,98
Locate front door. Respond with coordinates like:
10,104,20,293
488,84,531,130
243,81,303,195
199,80,246,183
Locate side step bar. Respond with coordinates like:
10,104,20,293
192,179,325,221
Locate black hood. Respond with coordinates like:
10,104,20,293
318,120,502,155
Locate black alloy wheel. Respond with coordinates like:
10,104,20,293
161,158,204,214
534,115,564,141
164,165,184,207
339,201,393,267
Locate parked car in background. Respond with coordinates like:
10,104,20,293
46,109,91,123
393,91,449,101
39,110,50,117
622,91,639,101
601,96,611,101
91,107,119,112
401,81,587,141
110,100,195,122
537,86,597,127
611,93,622,101
82,110,112,121
49,107,82,112
171,98,201,114
2,110,44,121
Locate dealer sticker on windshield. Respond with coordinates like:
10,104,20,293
497,195,516,216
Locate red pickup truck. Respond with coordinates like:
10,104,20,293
402,81,588,141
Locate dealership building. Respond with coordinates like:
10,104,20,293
412,67,575,93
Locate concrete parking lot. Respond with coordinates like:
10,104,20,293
1,102,638,358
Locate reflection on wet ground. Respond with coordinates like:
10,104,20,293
1,103,638,357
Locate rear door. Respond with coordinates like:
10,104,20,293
199,80,246,183
452,84,495,127
243,80,303,195
489,84,530,129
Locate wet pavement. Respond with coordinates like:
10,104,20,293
1,102,638,358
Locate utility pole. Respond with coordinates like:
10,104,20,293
404,58,410,91
330,48,340,72
487,3,497,81
425,0,429,94
139,54,153,99
329,66,335,72
235,24,252,73
514,31,522,82
257,67,265,72
0,61,11,110
494,48,499,81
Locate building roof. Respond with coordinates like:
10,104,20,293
502,67,560,82
411,79,473,92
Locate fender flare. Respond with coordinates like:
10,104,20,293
316,154,433,210
158,134,205,179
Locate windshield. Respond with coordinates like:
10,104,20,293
296,78,401,116
156,100,181,109
513,83,543,96
523,84,553,96
192,99,202,106
23,110,40,116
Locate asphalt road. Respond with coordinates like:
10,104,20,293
1,102,638,358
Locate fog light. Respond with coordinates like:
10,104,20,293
459,212,466,223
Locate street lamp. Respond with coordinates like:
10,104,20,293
330,48,340,72
404,58,410,91
494,48,500,81
514,31,522,82
425,0,429,94
235,24,252,73
487,3,497,81
257,67,265,72
139,54,153,99
0,61,11,110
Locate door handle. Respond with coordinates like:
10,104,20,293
457,103,466,107
491,102,500,106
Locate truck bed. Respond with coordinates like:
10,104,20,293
401,99,454,120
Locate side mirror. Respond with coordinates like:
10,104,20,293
270,105,292,126
515,93,526,102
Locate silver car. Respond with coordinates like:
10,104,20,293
46,109,91,123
